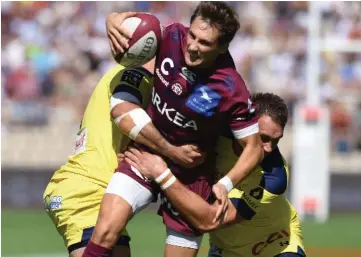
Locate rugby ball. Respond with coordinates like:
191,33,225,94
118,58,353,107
114,13,162,67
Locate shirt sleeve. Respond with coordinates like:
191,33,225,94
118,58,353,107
221,73,259,139
110,68,153,110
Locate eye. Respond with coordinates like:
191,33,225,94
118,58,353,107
199,40,212,47
188,31,195,39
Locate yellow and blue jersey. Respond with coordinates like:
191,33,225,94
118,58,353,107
210,136,306,257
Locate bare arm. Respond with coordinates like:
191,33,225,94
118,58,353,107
161,178,243,232
226,133,264,186
123,147,244,232
111,101,174,159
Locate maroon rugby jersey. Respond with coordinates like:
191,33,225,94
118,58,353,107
147,23,258,156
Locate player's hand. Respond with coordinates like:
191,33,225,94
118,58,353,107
212,183,229,222
117,153,125,165
169,144,206,169
106,11,136,55
124,146,168,180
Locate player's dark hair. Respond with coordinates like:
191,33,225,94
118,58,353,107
190,1,240,46
252,93,289,129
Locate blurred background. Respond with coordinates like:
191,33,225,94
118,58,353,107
1,1,361,257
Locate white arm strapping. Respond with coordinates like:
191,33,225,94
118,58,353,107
114,108,152,140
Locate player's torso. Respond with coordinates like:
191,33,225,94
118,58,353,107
149,23,236,151
213,137,298,246
53,65,153,185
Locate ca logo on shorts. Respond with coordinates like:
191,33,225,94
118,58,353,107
44,195,62,211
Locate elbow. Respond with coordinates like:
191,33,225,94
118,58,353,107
196,221,218,233
193,209,219,232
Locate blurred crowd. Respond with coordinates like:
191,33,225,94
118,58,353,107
2,1,361,153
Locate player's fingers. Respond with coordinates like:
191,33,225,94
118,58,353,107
114,27,130,48
189,144,201,152
124,150,139,164
108,38,116,56
124,157,138,170
213,199,223,222
129,146,142,157
222,196,228,214
123,11,137,19
109,32,125,54
190,151,202,158
213,198,225,222
119,27,132,41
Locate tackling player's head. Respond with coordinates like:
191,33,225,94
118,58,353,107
185,1,240,68
252,93,289,154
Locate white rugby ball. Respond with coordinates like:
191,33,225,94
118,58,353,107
114,13,161,67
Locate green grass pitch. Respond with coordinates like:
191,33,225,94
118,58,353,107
2,209,360,257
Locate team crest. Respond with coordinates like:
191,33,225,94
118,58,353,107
171,83,183,95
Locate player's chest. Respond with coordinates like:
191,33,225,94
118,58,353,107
153,57,224,120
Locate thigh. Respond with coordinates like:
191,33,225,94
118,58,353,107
43,175,131,252
159,177,213,237
164,227,203,257
90,171,154,246
105,171,154,214
43,176,104,249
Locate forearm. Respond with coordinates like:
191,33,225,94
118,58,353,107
132,122,174,157
113,102,174,157
161,176,239,232
226,142,263,186
162,179,217,231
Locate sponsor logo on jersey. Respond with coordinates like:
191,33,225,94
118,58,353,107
44,195,62,211
152,88,198,131
121,69,143,88
186,85,221,117
250,187,264,200
73,127,87,155
252,229,290,256
248,98,256,114
155,57,174,87
171,83,182,95
242,193,260,209
180,67,196,84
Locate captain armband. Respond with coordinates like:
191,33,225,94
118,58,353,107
113,108,151,140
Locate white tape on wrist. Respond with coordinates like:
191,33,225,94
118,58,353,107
161,175,176,190
155,168,171,184
218,176,233,193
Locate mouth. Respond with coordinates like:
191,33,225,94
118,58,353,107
188,51,199,62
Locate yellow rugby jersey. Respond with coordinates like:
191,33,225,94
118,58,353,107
211,136,305,257
51,65,153,185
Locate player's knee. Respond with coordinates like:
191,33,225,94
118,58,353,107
92,223,120,248
69,247,85,257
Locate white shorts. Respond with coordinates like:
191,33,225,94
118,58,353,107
165,227,203,250
105,172,153,214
